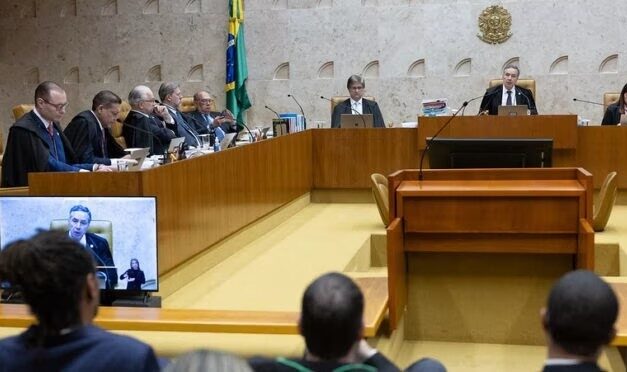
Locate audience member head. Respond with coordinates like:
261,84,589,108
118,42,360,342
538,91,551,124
502,64,520,90
0,231,99,342
68,204,92,241
193,90,215,114
299,272,364,361
346,75,365,102
163,349,252,372
618,83,627,114
159,82,182,108
91,90,122,128
128,85,157,114
542,270,618,360
34,81,68,123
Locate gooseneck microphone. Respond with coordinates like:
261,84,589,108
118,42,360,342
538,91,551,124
418,94,487,181
121,121,164,156
477,89,500,115
517,90,537,114
320,95,366,128
264,105,281,119
573,98,604,106
287,94,307,129
231,118,256,143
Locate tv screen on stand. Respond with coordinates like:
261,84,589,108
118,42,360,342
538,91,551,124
428,137,553,169
0,196,158,304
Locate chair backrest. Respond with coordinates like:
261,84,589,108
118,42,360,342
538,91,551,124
50,219,113,252
110,100,131,149
180,96,217,114
488,79,536,100
593,171,618,232
12,104,35,121
603,92,620,112
331,96,375,113
370,173,389,227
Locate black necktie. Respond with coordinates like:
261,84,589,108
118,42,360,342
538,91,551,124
506,91,512,106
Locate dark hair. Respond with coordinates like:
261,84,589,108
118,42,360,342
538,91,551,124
503,64,520,76
546,270,618,357
34,81,63,102
618,83,627,115
300,272,363,360
346,75,365,89
130,258,140,270
0,231,96,343
159,82,179,102
92,90,122,111
69,204,91,223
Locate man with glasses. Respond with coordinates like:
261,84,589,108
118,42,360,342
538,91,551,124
331,75,385,128
1,81,111,187
188,90,236,134
64,90,131,166
122,85,176,156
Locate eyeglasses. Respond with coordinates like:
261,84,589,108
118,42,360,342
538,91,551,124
40,97,69,111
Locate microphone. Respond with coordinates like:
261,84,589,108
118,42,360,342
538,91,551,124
517,90,537,114
231,118,256,143
477,89,501,115
320,95,366,128
418,94,486,181
265,105,281,119
573,98,604,106
121,120,164,156
287,94,307,129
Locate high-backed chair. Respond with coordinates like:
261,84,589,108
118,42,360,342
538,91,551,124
180,96,217,114
12,104,35,121
603,92,620,112
593,171,618,232
488,79,536,100
49,219,113,251
110,100,131,149
370,173,389,227
331,96,376,114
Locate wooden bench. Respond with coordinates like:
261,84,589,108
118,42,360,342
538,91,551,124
0,276,388,337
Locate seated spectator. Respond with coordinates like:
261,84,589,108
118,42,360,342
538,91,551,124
541,270,618,372
249,272,401,371
165,349,252,372
0,230,160,372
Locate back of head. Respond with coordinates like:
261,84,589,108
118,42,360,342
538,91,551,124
300,272,364,360
0,230,96,337
546,270,618,357
164,349,252,372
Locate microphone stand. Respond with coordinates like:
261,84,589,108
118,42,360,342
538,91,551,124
573,98,604,106
264,105,281,119
418,95,485,181
288,94,307,129
122,121,166,158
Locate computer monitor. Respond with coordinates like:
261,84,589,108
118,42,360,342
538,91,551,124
427,137,553,169
0,196,158,294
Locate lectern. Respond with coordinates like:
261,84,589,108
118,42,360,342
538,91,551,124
386,168,594,344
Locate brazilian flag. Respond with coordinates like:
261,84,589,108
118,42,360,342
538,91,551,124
226,0,251,124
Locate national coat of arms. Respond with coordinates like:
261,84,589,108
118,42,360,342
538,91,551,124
477,5,512,44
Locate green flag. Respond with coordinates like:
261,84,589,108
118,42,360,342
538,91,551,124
226,0,251,124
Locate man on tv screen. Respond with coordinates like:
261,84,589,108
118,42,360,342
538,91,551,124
67,205,117,289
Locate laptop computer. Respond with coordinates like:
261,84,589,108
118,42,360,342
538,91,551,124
497,105,529,116
220,133,237,149
123,148,150,171
340,114,374,128
167,137,185,152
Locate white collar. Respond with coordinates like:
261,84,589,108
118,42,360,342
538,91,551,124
351,98,363,106
33,108,53,129
130,109,150,118
90,110,104,131
544,358,582,366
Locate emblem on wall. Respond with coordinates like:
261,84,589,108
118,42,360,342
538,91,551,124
477,5,512,44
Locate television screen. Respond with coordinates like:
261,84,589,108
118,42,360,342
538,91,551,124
0,196,158,292
428,137,553,169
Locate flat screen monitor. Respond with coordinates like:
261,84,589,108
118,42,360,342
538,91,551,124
428,137,553,169
0,196,158,293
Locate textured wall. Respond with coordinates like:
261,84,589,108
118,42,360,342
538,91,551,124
0,0,625,147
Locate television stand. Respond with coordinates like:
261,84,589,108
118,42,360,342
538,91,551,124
101,291,161,308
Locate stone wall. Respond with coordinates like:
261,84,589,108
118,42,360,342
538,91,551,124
0,0,624,146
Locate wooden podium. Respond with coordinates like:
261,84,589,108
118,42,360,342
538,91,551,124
386,168,594,343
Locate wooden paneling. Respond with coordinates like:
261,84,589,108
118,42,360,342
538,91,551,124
28,132,313,274
0,277,387,336
577,126,627,188
417,115,578,150
312,128,419,189
386,218,405,330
